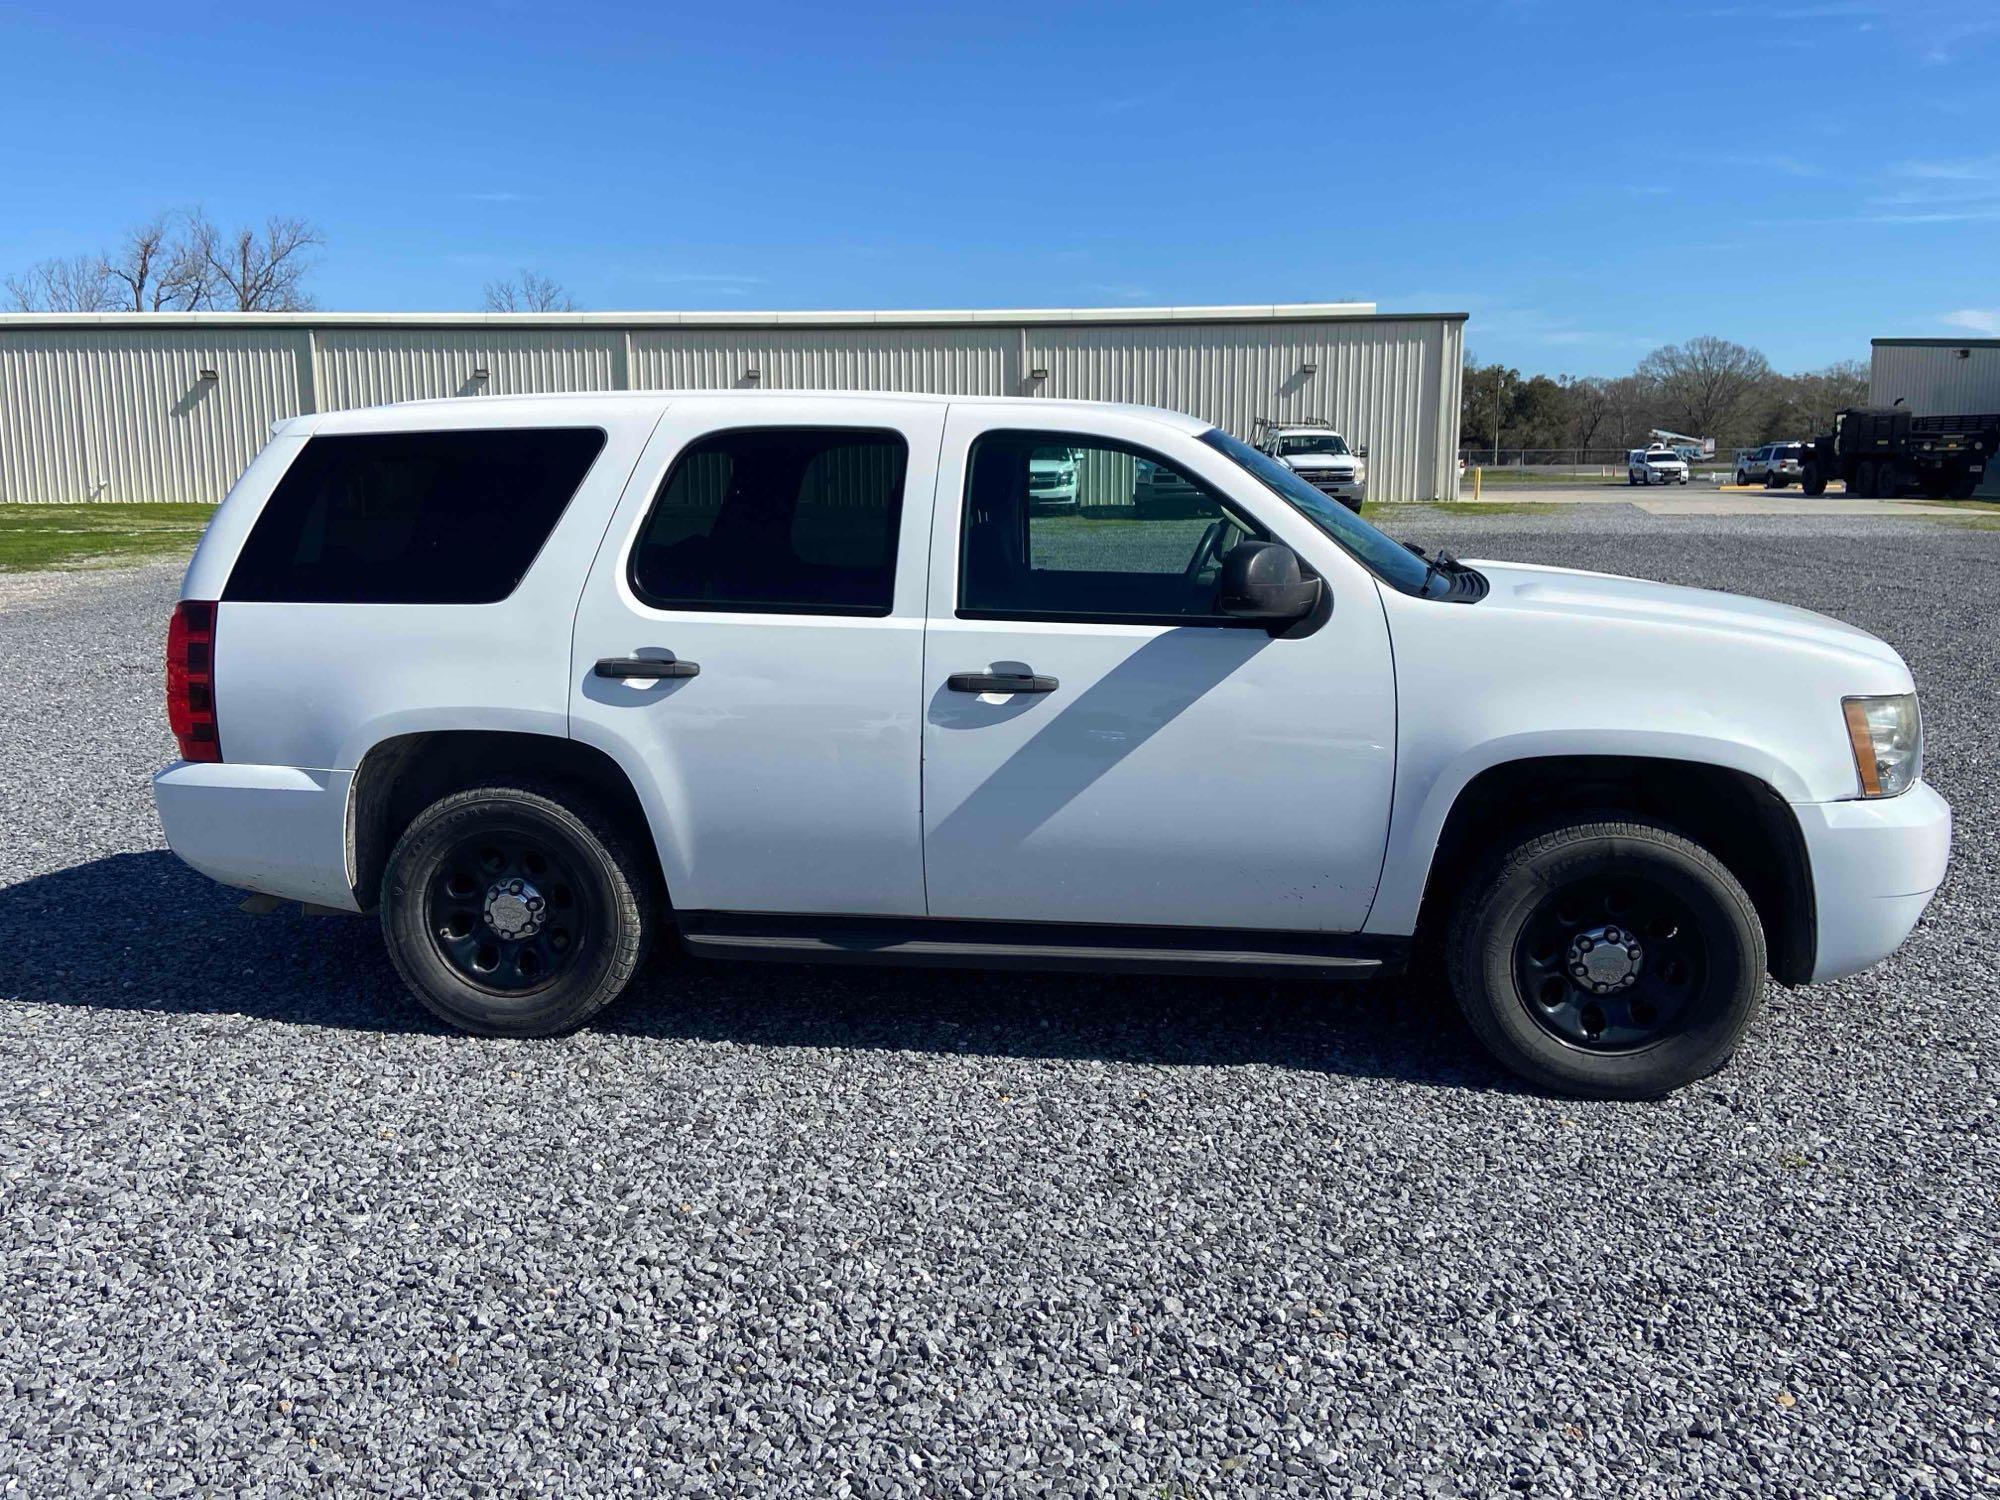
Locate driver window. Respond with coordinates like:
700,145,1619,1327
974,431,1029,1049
960,432,1265,621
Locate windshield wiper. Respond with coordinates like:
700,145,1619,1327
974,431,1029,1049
1402,540,1446,592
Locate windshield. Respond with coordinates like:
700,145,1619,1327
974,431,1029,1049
1277,433,1351,457
1200,428,1441,597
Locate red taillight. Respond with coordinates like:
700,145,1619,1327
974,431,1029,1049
166,600,221,762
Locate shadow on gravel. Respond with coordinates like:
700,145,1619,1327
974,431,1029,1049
0,852,1505,1089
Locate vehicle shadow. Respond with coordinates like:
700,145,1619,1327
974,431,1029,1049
0,852,1508,1090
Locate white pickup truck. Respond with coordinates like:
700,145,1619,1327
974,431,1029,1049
155,392,1950,1098
1255,422,1366,512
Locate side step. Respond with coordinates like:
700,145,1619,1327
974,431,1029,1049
677,912,1401,979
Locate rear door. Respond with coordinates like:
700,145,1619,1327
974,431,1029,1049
918,406,1398,933
569,396,943,917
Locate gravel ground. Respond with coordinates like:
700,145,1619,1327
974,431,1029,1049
2,513,1995,1498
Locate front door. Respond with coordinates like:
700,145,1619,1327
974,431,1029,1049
570,397,943,917
920,408,1398,933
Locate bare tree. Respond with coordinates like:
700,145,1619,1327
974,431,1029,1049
102,211,216,311
1636,336,1773,446
1565,375,1614,451
4,254,117,312
1775,359,1870,437
483,270,578,312
192,213,324,311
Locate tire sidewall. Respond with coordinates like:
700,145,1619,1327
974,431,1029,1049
382,789,639,1037
1453,825,1765,1098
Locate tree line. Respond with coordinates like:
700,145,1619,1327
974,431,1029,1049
1462,336,1869,457
5,210,325,313
4,208,580,314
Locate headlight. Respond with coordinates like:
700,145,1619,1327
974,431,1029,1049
1352,461,1366,482
1842,694,1922,797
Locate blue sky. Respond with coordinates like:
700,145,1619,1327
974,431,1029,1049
2,0,1997,376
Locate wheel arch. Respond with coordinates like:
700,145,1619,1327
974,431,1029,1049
1407,754,1816,986
348,729,665,914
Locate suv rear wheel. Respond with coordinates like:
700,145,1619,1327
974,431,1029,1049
1447,818,1765,1099
381,782,653,1037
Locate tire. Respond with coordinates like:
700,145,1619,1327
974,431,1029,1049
381,781,654,1037
1851,460,1878,499
1949,470,1979,500
1764,471,1782,489
1446,818,1766,1100
1801,463,1827,497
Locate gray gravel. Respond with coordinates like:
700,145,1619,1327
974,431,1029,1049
2,513,1996,1497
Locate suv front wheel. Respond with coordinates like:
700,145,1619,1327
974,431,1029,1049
1447,818,1765,1098
381,782,654,1037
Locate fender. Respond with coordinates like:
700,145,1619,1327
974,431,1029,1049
1362,728,1816,937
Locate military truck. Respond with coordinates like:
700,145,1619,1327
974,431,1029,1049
1801,405,1998,499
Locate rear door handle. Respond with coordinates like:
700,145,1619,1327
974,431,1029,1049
595,654,700,680
948,671,1058,694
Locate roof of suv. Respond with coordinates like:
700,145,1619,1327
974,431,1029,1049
297,389,1215,438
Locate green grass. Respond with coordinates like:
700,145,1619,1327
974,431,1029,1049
0,503,213,573
1460,469,1627,486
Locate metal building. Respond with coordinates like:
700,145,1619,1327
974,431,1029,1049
0,303,1466,505
1870,337,2000,418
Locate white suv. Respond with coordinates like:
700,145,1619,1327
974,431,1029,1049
155,392,1950,1098
1628,446,1690,486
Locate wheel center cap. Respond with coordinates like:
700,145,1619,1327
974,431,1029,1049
1568,925,1643,995
483,879,547,940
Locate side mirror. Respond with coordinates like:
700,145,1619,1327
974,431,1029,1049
1357,444,1370,458
1217,541,1320,623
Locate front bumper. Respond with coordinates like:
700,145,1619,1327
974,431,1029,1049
153,760,359,910
1795,780,1951,982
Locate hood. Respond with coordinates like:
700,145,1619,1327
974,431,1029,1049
1283,454,1357,471
1467,560,1907,671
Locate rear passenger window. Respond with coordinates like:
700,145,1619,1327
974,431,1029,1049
629,428,906,615
226,427,605,604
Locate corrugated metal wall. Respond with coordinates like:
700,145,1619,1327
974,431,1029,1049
632,326,1012,395
1870,341,2000,418
1030,317,1460,505
0,327,306,503
0,312,1464,504
315,327,623,410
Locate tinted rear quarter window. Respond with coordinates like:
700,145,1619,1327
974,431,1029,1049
226,427,606,604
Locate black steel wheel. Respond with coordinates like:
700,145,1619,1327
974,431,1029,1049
381,782,653,1037
1509,873,1707,1053
1447,818,1765,1099
424,826,590,993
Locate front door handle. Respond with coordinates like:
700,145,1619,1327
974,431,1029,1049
595,654,700,680
948,671,1058,694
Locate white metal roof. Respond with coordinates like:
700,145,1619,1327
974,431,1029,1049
353,387,1214,433
0,301,1488,332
